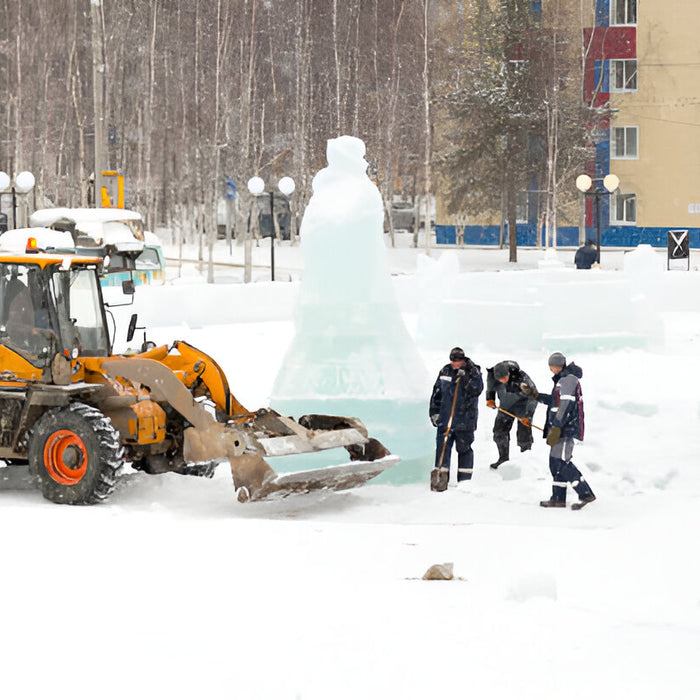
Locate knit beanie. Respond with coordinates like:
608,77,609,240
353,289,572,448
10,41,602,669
493,362,511,380
548,352,566,368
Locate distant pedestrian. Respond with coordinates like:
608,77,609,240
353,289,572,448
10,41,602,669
527,352,596,510
485,360,538,469
429,346,483,491
574,239,598,269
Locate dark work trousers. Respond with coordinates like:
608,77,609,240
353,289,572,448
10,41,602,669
435,426,475,481
548,437,594,503
493,409,533,455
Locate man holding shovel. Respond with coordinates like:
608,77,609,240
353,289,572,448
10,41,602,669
429,347,483,491
485,360,539,469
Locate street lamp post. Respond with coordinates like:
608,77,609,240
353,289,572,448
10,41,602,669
247,176,295,282
0,170,36,229
575,173,620,264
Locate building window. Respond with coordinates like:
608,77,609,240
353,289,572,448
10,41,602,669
611,60,637,91
612,126,638,158
611,0,637,25
611,193,637,225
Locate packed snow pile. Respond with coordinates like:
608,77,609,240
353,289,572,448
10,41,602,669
411,244,666,352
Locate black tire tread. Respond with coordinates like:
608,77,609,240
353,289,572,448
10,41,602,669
28,402,125,505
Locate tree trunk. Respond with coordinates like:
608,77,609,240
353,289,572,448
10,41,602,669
507,166,517,263
421,0,431,253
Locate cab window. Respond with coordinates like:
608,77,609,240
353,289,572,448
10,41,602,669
0,263,51,359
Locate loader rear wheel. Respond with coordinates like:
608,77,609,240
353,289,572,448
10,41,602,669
28,403,124,505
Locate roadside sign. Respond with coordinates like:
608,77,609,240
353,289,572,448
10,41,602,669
667,229,689,271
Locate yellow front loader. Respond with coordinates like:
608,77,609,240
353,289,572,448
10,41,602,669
0,243,398,504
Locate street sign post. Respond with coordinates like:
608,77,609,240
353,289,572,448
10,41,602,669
667,229,690,271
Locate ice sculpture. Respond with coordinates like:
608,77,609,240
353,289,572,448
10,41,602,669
271,135,433,482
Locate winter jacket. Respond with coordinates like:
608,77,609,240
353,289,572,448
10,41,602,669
575,244,597,269
537,362,585,440
429,359,483,432
485,361,538,417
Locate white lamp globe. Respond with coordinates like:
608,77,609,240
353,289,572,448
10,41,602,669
278,176,295,196
603,174,620,193
575,174,592,193
0,171,10,191
247,176,265,196
14,171,36,194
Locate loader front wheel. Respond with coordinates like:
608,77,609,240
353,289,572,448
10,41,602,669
28,403,124,505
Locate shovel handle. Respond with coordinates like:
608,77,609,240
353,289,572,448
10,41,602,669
437,375,462,468
494,405,544,432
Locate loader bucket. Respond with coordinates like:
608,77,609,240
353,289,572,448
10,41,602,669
100,359,399,503
233,453,401,502
227,409,399,502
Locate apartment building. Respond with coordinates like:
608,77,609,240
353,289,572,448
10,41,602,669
434,0,700,248
584,0,700,248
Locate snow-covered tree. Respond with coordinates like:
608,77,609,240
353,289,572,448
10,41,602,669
435,0,591,260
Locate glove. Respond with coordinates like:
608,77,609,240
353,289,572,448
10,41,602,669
486,399,496,409
520,417,531,427
456,368,466,377
430,414,439,427
520,382,538,399
546,425,561,446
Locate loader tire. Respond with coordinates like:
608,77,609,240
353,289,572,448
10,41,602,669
28,403,124,505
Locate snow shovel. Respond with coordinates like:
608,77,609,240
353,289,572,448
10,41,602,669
430,374,462,492
495,405,544,432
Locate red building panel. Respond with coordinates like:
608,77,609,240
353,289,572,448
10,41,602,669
583,26,636,60
583,26,636,104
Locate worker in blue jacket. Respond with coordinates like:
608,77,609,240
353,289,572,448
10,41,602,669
429,347,483,491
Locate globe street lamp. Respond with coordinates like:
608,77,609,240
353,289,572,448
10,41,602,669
575,173,619,265
247,176,295,282
0,170,36,229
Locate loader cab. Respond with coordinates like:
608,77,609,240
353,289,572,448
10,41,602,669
0,254,111,374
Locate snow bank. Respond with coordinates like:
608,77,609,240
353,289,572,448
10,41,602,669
411,251,672,352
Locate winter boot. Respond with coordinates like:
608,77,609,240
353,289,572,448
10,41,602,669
539,498,566,508
489,444,509,470
540,480,567,508
571,474,595,510
430,467,449,492
571,495,596,510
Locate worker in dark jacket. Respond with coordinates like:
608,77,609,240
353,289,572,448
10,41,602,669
530,352,596,510
574,239,598,269
429,346,483,491
485,360,538,469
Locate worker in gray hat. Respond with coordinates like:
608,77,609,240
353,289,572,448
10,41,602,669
525,352,596,510
484,360,538,469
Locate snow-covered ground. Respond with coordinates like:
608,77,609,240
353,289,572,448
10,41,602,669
2,239,700,699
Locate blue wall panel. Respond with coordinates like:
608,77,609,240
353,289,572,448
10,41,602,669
435,225,456,244
595,0,610,27
594,60,610,93
435,225,700,249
